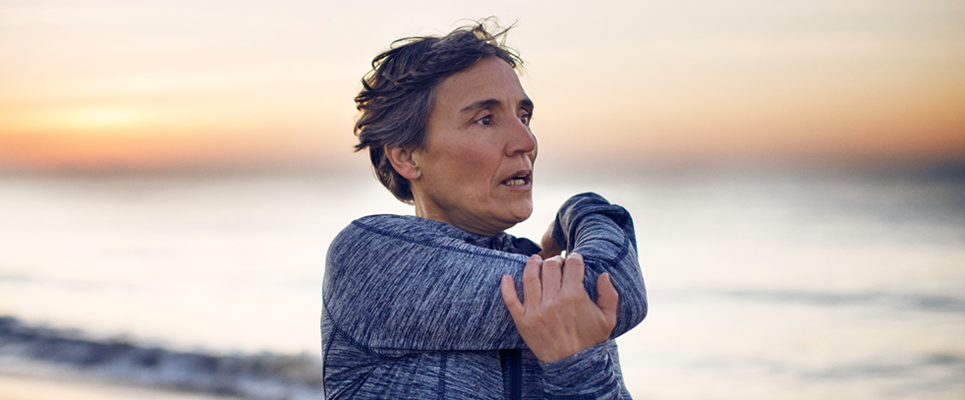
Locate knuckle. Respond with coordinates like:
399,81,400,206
561,292,583,304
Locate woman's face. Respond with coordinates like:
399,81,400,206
410,56,537,236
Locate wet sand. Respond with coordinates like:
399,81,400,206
0,359,244,400
0,373,244,400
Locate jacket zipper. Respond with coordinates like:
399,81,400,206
507,349,522,400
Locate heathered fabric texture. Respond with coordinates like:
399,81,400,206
321,193,647,399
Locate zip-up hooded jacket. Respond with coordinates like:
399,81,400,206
321,192,648,399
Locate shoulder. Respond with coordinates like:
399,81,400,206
328,215,412,258
352,215,540,257
351,214,432,238
328,214,525,261
332,214,449,247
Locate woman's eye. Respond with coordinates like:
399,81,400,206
476,115,492,126
520,113,531,126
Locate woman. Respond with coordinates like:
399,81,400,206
322,21,647,399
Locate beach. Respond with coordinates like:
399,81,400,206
1,168,963,399
0,357,246,400
0,373,243,400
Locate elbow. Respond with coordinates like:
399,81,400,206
612,285,648,338
627,287,648,326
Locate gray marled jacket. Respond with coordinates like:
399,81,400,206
321,193,647,399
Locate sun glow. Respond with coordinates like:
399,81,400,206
1,105,148,136
1,1,962,172
69,107,142,129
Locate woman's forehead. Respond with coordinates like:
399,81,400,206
433,57,530,113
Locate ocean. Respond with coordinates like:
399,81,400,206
0,166,963,399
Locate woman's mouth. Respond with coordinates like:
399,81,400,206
502,172,531,187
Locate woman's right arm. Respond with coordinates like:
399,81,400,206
322,193,646,353
322,216,530,352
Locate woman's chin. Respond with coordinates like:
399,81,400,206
505,201,534,225
479,204,532,234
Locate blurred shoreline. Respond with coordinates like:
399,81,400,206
1,166,962,399
1,157,963,181
0,359,251,400
0,316,323,400
0,372,245,400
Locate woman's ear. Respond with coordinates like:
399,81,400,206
385,144,421,180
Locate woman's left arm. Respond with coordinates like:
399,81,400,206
551,192,648,338
500,192,646,398
515,192,647,340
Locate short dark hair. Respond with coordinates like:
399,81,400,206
353,19,523,203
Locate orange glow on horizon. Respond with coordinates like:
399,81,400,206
0,130,349,172
1,1,963,172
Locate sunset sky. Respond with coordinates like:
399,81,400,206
1,0,963,172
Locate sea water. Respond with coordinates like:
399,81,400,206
0,167,963,400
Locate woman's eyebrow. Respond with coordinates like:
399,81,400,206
459,98,534,113
459,98,500,113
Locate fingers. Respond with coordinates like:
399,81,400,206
502,255,545,319
521,254,543,307
542,256,564,296
596,273,620,328
561,252,585,289
500,275,524,319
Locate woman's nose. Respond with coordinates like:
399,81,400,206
505,117,537,156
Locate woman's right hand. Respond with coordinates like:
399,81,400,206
538,222,564,259
500,253,619,363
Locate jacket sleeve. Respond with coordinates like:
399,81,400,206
540,340,634,399
551,192,648,338
535,193,645,399
323,217,530,352
322,192,646,354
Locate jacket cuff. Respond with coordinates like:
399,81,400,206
539,340,620,396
